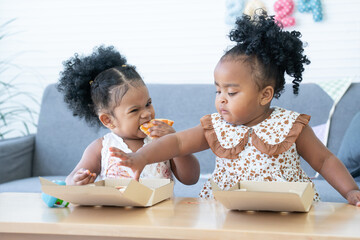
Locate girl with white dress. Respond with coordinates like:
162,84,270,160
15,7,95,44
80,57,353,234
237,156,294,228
58,45,199,185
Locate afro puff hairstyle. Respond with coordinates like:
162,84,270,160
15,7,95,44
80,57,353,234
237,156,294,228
223,11,310,98
57,45,144,127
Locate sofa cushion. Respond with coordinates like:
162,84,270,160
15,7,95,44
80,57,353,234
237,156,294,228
0,135,34,184
33,85,108,176
271,84,333,129
272,82,360,156
312,179,347,203
329,83,360,155
337,112,360,178
0,176,65,193
173,176,208,198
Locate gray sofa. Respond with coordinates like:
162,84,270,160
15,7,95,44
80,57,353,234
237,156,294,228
1,83,360,203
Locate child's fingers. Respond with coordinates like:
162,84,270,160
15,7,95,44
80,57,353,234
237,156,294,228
346,190,360,206
89,173,97,183
151,120,164,126
153,121,175,131
110,152,129,160
149,125,175,137
353,193,360,207
109,147,129,160
117,158,133,167
73,168,96,185
116,162,143,182
74,168,89,179
74,174,91,185
149,129,163,138
76,176,92,185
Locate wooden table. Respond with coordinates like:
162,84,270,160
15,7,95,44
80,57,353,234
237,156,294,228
0,193,360,240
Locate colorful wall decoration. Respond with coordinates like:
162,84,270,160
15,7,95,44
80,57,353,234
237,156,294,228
225,0,324,27
297,0,323,22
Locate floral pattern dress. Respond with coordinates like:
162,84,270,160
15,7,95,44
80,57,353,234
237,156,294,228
99,133,172,180
199,107,320,201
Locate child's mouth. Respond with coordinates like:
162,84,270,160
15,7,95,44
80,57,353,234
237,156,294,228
220,108,228,114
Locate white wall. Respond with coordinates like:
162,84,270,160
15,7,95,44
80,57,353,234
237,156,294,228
0,0,359,137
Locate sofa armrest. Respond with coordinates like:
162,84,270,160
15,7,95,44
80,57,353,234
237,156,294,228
0,134,35,184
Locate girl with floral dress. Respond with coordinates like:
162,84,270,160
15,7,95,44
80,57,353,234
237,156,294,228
110,13,360,206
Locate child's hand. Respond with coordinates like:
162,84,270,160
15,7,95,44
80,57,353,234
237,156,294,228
146,120,175,138
109,147,146,181
346,190,360,207
73,168,97,185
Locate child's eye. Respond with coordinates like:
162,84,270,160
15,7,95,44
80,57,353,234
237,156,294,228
228,92,237,96
215,91,221,95
146,100,152,107
129,109,138,113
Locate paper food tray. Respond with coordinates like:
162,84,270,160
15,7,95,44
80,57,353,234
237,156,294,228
212,180,314,212
40,177,174,207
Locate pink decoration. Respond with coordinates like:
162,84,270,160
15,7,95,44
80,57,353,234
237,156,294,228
274,0,295,28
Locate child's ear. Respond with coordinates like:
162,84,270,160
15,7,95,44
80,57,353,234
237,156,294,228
260,86,274,106
99,113,115,129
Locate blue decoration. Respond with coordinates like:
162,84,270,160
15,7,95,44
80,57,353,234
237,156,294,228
297,0,323,22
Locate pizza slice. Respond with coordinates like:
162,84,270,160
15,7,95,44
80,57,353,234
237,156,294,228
140,119,174,138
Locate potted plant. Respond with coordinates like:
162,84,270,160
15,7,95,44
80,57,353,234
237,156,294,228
0,80,38,139
0,19,38,139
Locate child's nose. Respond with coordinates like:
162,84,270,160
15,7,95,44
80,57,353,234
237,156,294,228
218,94,227,104
141,109,152,118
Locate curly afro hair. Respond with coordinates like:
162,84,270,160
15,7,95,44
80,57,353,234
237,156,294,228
222,11,310,98
57,45,144,127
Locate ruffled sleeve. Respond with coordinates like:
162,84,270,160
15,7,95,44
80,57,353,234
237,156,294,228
200,114,249,159
252,114,310,155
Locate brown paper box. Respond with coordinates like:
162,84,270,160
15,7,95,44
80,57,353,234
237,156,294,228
212,180,314,212
40,177,174,207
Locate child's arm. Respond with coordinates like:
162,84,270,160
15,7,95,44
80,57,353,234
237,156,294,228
147,120,200,185
110,125,209,181
170,155,200,185
296,125,360,206
65,138,102,185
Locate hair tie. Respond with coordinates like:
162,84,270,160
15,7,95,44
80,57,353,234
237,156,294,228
122,65,127,67
89,80,93,85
